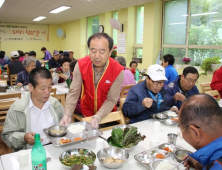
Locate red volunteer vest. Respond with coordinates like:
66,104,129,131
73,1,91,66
78,56,123,117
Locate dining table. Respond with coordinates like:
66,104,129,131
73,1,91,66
0,119,196,170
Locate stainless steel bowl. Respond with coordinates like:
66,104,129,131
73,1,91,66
112,125,131,130
97,146,129,169
174,150,190,163
155,113,168,120
151,160,179,170
48,125,67,137
107,136,137,152
59,148,96,168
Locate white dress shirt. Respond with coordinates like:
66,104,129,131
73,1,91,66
29,97,55,146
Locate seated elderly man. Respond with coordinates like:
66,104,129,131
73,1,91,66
179,94,222,170
16,57,36,86
122,64,169,124
1,68,64,151
164,66,199,111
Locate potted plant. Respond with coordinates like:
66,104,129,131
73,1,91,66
182,57,191,69
200,57,221,75
194,63,201,70
111,46,117,59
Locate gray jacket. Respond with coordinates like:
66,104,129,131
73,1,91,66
1,92,64,151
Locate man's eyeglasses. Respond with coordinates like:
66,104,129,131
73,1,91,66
177,125,189,136
151,80,164,86
185,77,198,84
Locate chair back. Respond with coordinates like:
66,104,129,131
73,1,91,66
0,75,8,81
0,92,21,130
119,98,130,124
50,88,56,97
120,84,134,98
10,74,17,86
205,90,221,99
200,82,212,93
82,111,125,131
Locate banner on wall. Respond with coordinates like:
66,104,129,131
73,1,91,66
117,33,126,53
0,23,49,42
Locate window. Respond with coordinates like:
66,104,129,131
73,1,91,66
112,11,118,45
136,6,144,44
87,16,99,39
162,0,222,65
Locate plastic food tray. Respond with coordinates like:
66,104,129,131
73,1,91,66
134,143,191,170
43,121,103,147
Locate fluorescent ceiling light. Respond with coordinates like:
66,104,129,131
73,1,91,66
49,6,71,13
191,12,218,16
182,14,188,17
169,22,186,25
33,16,46,21
212,20,222,22
0,0,5,8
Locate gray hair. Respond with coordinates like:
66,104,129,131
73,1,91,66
115,56,126,67
22,57,36,68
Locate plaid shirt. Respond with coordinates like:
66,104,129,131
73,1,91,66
16,70,29,85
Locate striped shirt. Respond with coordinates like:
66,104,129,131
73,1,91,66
16,70,29,85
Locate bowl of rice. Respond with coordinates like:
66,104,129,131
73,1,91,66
151,160,178,170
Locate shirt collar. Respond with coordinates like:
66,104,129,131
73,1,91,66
92,61,108,73
29,95,51,110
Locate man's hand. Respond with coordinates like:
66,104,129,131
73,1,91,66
90,116,100,129
174,92,185,102
3,64,8,68
60,115,72,125
58,73,68,80
183,155,203,170
17,83,23,86
24,132,35,145
142,98,153,108
170,106,178,113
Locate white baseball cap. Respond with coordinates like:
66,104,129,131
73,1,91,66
147,64,167,81
10,51,19,58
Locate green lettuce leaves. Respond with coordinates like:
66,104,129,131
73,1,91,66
108,126,146,148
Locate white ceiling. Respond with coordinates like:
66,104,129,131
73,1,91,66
0,0,157,25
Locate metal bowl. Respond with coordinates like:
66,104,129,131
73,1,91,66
112,125,131,130
97,146,129,169
59,148,96,168
174,150,190,163
151,160,179,170
48,125,67,137
107,136,136,152
23,85,29,91
155,113,168,120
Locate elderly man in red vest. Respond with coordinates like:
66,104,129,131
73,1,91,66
60,33,124,128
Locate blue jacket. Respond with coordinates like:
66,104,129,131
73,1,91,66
164,65,178,85
164,76,199,109
122,80,169,124
189,136,222,170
